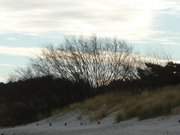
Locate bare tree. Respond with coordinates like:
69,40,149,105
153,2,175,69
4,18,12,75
13,36,139,87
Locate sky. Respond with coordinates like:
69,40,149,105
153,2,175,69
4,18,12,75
0,0,180,82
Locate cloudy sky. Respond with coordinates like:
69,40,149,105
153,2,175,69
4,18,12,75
0,0,180,82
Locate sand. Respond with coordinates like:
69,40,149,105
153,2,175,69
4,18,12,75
1,112,180,135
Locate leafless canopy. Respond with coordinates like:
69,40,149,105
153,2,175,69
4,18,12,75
13,36,139,87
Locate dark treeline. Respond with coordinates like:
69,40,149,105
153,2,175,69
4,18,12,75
109,62,180,92
0,76,93,126
0,37,180,127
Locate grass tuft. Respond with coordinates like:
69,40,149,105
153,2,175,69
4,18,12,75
62,85,180,122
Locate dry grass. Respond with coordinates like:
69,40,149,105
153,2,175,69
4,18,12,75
65,85,180,122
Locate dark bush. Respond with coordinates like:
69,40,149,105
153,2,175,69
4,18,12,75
0,76,93,126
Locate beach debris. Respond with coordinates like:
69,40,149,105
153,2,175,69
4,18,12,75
49,122,52,127
97,121,101,125
80,122,83,126
64,122,67,126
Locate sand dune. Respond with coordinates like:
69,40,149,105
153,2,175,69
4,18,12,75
1,112,180,135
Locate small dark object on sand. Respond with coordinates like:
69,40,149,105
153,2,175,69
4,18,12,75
97,121,101,125
178,120,180,123
1,133,4,135
49,122,52,127
64,122,67,126
80,122,83,126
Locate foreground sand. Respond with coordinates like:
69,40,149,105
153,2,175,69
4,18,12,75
1,112,180,135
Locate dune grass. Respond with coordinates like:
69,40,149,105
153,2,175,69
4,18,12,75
65,85,180,122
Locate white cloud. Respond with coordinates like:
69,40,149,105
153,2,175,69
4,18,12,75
0,46,42,57
0,64,18,68
158,0,180,14
0,76,7,82
0,0,165,40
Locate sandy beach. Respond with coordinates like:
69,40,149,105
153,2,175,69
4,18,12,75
1,112,180,135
